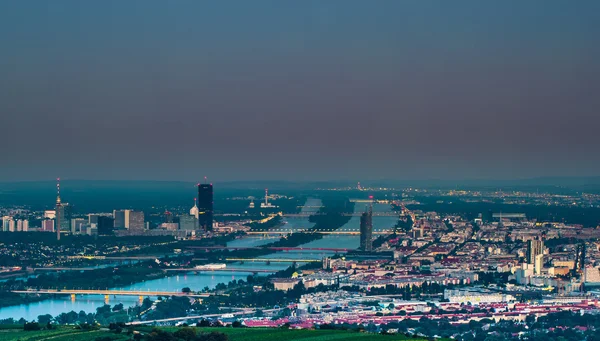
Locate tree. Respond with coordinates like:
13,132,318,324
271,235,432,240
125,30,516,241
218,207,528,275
145,328,176,341
37,314,52,325
182,287,192,293
202,331,228,341
24,322,41,331
232,321,242,328
96,304,112,316
173,327,197,341
112,303,124,312
142,297,153,310
197,319,211,327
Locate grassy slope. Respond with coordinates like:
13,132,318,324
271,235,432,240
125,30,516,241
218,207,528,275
0,326,423,341
192,327,417,341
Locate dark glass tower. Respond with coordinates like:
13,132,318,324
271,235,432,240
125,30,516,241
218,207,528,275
197,184,214,231
97,216,115,235
360,205,373,252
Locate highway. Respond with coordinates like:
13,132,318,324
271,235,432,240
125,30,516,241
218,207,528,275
128,308,281,325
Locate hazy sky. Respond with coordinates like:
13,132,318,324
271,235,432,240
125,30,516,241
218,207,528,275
1,1,599,182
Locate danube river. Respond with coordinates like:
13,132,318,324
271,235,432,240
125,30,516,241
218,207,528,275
0,199,397,321
0,199,321,321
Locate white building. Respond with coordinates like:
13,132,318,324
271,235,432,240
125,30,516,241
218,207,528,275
585,266,600,283
444,288,515,304
534,254,544,275
2,216,12,232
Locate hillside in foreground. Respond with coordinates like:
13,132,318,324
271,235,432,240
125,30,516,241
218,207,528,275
0,325,424,341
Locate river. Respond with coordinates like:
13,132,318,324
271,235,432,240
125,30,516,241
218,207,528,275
0,199,397,321
0,199,322,321
260,201,398,261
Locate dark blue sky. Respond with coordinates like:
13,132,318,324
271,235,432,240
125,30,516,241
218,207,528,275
1,1,599,182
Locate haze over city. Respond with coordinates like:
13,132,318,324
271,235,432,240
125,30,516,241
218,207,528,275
2,2,600,341
1,1,600,182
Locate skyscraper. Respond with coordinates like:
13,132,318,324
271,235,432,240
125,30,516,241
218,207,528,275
360,204,373,252
179,215,197,231
2,216,11,232
97,216,115,235
71,218,86,234
55,178,62,240
113,210,126,229
126,211,145,230
197,183,213,231
527,239,544,264
41,219,54,232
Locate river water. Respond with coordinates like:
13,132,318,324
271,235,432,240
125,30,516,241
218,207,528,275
0,199,321,321
0,199,397,321
240,202,398,263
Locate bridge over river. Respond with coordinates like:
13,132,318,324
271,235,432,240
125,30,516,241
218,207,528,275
12,289,212,298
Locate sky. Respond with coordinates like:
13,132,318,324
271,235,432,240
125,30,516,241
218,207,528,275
1,1,599,182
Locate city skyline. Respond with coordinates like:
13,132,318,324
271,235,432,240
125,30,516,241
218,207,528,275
2,1,600,337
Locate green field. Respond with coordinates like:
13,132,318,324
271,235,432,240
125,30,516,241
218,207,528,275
165,327,418,341
0,326,423,341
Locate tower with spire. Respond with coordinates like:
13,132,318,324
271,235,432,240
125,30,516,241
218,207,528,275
55,178,62,241
190,197,199,219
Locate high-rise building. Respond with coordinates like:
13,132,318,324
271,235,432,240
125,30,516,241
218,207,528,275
22,219,29,232
197,183,213,231
89,214,99,225
97,216,115,235
127,211,145,230
190,198,199,219
113,210,126,229
534,254,544,275
163,211,174,223
527,239,544,264
179,215,198,231
8,219,15,232
70,218,86,234
60,203,72,232
41,219,54,232
16,219,23,232
2,216,12,232
360,204,373,252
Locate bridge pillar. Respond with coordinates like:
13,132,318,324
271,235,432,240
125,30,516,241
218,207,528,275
104,294,110,304
139,295,144,304
71,294,76,301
